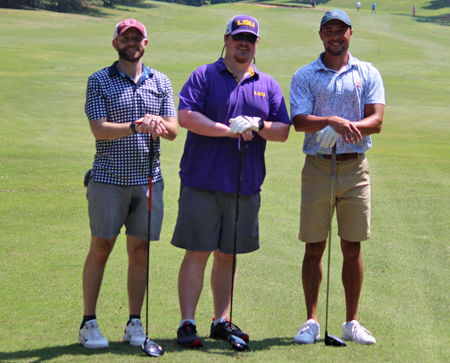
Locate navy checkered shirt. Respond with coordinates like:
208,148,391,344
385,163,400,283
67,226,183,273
85,62,177,185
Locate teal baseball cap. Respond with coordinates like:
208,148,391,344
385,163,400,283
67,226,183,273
320,9,352,29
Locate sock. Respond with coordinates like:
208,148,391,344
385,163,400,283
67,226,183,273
180,319,196,327
214,317,228,326
128,315,141,324
81,314,96,330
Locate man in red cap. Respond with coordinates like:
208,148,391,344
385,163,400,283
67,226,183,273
78,19,178,349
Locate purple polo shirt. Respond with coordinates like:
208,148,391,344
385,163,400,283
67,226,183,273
178,58,290,196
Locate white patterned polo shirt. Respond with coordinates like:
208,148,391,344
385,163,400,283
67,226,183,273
290,52,385,155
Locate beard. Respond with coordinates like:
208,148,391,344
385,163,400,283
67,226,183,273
324,43,349,56
233,48,251,64
117,45,145,63
233,54,248,64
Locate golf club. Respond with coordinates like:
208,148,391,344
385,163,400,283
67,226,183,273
227,138,249,352
141,136,164,357
324,144,347,348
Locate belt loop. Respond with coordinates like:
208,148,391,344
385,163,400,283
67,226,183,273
358,153,365,160
315,154,319,162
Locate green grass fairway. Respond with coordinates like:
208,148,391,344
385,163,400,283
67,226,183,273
1,1,450,362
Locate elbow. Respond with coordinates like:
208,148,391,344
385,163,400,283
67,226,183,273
178,110,192,129
373,120,383,134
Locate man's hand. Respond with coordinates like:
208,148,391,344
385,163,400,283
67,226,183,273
316,125,340,148
327,116,362,144
229,116,262,133
135,114,168,140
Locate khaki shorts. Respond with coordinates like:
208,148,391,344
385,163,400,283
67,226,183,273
87,180,164,241
300,154,370,243
171,185,260,254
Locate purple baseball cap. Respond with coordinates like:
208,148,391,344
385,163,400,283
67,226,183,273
113,19,147,39
226,15,260,38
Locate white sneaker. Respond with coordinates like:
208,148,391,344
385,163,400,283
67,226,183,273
342,320,376,344
123,318,146,346
78,319,109,349
293,319,320,344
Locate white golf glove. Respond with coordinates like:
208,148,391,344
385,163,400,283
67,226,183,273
316,125,340,148
229,116,262,133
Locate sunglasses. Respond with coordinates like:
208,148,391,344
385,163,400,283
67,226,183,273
231,33,258,44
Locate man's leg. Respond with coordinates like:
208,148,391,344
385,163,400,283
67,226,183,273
340,239,376,344
178,250,212,320
79,236,116,349
83,236,117,315
126,235,149,316
124,235,150,346
293,241,326,344
302,241,326,322
340,239,363,322
211,249,234,320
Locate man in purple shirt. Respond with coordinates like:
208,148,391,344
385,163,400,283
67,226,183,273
171,15,291,348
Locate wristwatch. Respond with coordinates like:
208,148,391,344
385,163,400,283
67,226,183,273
258,118,265,132
130,120,137,134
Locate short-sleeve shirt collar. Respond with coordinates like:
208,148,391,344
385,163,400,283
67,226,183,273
215,57,258,83
314,52,358,74
108,61,154,85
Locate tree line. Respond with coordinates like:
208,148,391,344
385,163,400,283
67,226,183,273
0,0,237,11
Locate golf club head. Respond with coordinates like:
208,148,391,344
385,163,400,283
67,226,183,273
141,338,164,357
228,334,249,352
325,331,347,347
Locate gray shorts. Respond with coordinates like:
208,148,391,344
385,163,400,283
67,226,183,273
86,180,164,241
171,185,260,254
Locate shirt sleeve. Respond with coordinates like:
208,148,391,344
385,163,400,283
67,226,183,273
85,75,107,122
290,68,315,119
364,66,386,106
178,65,210,113
160,74,177,118
268,78,291,124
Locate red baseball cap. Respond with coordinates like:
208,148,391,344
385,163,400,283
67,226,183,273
113,19,147,39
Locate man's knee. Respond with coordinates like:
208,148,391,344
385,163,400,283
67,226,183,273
341,240,361,261
89,236,116,265
304,241,326,261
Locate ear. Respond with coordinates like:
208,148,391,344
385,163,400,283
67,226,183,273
112,39,118,51
319,30,323,41
144,38,149,46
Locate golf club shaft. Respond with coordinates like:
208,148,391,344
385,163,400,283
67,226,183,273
325,144,336,333
145,136,155,337
230,138,245,324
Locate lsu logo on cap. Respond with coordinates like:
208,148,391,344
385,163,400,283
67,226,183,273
237,19,255,28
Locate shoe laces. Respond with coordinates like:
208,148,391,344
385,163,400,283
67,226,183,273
85,321,104,340
128,320,145,337
298,320,316,334
352,322,373,338
182,323,198,336
224,321,242,333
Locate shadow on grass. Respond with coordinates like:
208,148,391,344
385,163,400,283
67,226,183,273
391,12,450,26
421,0,450,10
0,338,294,361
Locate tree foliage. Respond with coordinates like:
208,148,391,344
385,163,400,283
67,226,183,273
0,0,144,11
